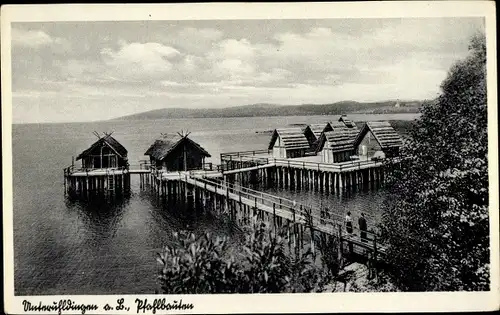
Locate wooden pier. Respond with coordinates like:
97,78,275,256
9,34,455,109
219,149,396,191
64,162,151,197
147,169,387,264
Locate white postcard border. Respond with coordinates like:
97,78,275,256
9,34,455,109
2,2,498,314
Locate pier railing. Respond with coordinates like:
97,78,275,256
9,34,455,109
129,163,151,171
220,151,399,173
63,165,75,177
213,178,379,226
149,169,385,254
149,163,223,178
271,157,389,172
64,165,131,175
220,149,272,162
202,162,215,171
189,175,381,245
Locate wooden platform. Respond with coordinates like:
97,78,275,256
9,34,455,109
65,167,150,177
67,168,129,177
220,151,397,174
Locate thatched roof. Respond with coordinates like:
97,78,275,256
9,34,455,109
144,134,211,161
338,115,357,128
315,127,359,153
76,135,127,161
268,128,310,150
330,121,347,128
354,121,402,150
304,123,333,139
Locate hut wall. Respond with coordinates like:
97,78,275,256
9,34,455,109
286,149,306,159
357,131,382,157
333,150,354,163
81,145,126,169
272,135,286,158
321,147,354,163
321,149,331,163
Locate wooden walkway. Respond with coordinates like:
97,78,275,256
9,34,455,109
154,171,387,260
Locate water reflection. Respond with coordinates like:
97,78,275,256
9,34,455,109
64,193,130,241
259,181,386,228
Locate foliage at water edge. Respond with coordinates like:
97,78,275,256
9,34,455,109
156,219,338,293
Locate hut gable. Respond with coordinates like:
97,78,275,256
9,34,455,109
76,135,128,161
268,128,310,150
354,121,402,152
144,134,211,161
75,134,128,169
307,123,333,139
302,123,334,149
338,115,357,128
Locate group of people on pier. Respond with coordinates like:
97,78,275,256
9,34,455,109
345,211,368,241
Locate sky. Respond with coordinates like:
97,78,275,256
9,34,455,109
10,18,484,123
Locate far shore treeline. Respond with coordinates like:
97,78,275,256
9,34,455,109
111,100,427,121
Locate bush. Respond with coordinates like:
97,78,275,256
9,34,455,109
156,231,242,293
157,217,338,293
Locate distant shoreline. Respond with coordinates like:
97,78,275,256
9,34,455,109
109,100,427,122
13,112,421,126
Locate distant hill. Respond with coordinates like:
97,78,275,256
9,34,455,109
112,100,429,121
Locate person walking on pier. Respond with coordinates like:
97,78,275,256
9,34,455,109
345,211,353,234
358,213,367,242
345,211,354,255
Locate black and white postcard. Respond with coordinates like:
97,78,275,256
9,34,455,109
2,2,498,314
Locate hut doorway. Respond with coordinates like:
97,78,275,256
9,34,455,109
102,156,109,168
93,156,101,169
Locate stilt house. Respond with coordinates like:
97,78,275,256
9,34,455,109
315,126,359,163
76,133,128,170
144,133,211,171
354,121,402,159
268,128,310,158
302,123,334,150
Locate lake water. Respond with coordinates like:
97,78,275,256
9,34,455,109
11,113,417,295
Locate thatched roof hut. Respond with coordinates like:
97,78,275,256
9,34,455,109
315,126,359,163
145,134,211,171
76,134,128,169
268,128,310,158
354,121,402,158
316,128,358,153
